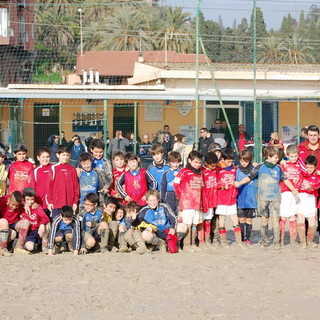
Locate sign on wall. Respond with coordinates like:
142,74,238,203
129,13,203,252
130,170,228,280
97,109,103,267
176,101,192,117
144,101,163,121
282,126,298,144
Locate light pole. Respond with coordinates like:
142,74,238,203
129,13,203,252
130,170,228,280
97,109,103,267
78,8,83,56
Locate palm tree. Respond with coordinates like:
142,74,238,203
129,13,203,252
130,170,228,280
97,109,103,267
257,36,285,63
282,33,315,64
82,21,106,50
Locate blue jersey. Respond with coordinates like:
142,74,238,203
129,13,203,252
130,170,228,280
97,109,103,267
79,170,99,205
92,158,105,170
82,209,103,232
58,220,74,231
236,168,258,209
147,161,170,191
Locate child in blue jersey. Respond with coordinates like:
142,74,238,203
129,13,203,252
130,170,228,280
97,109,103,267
79,193,109,254
236,149,257,245
48,205,81,256
77,152,103,212
160,151,182,216
148,145,170,191
90,139,113,203
137,190,178,253
118,201,147,254
235,146,298,249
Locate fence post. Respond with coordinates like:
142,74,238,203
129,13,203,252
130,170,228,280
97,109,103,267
103,99,108,158
134,102,137,154
297,98,300,145
59,100,62,145
195,0,201,149
20,98,24,143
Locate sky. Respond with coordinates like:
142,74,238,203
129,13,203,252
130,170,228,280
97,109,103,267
162,0,316,29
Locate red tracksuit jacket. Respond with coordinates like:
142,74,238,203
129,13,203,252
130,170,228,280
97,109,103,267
0,195,23,224
217,166,237,206
8,161,35,194
174,167,202,211
47,163,80,209
34,164,52,210
280,162,302,193
201,166,218,213
20,205,50,231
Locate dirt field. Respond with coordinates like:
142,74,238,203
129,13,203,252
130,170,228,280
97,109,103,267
1,222,320,320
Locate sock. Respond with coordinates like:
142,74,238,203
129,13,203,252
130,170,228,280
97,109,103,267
280,218,286,236
289,220,297,242
197,223,204,243
219,227,227,243
233,225,242,243
240,223,246,241
16,229,28,248
0,230,9,249
245,223,252,241
204,220,211,242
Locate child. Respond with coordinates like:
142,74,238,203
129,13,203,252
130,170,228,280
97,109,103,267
48,205,81,256
117,152,156,206
79,193,108,254
0,191,30,255
47,146,80,220
215,150,244,248
236,149,258,246
101,196,120,252
77,152,102,212
174,151,203,252
297,155,320,248
147,145,170,191
279,145,302,247
109,151,126,203
8,143,35,194
34,147,52,217
235,146,298,250
200,151,219,247
90,139,113,202
160,151,182,216
118,201,147,254
137,190,178,253
21,187,50,253
0,148,8,196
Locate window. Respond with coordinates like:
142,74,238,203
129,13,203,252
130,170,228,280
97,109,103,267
0,8,8,37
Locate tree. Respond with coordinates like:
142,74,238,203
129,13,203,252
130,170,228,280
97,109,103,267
219,27,235,62
249,7,268,41
234,18,251,62
297,11,307,37
257,36,284,63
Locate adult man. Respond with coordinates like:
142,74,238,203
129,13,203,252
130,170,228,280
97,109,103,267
198,128,213,158
163,125,174,152
209,119,223,134
138,134,153,169
299,125,320,170
107,130,129,157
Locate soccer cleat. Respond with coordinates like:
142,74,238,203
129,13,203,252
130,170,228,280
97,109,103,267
0,248,12,257
14,247,31,255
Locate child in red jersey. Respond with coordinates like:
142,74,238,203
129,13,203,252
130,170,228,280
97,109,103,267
199,152,218,247
0,191,30,255
109,151,126,203
47,146,80,220
116,152,156,206
34,147,52,218
8,143,35,194
174,151,203,252
279,145,302,247
297,155,320,248
21,187,50,253
216,150,245,248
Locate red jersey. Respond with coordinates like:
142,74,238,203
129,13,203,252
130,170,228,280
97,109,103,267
47,163,80,208
201,166,218,213
20,205,50,231
299,172,320,197
217,166,238,206
109,167,126,199
0,195,23,224
8,161,35,194
280,162,303,193
299,139,320,170
174,167,202,211
34,164,52,210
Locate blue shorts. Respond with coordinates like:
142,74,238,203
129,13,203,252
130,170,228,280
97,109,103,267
56,228,73,239
25,229,41,244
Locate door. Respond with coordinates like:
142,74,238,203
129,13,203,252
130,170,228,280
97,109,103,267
113,104,135,137
33,104,59,158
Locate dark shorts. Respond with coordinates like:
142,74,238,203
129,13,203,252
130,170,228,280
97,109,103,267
51,208,62,220
56,229,73,239
237,208,256,219
9,222,18,230
25,229,42,244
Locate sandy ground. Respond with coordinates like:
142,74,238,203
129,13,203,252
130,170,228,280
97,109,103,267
1,219,320,320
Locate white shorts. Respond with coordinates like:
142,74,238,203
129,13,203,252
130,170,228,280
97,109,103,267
298,193,317,218
179,210,203,225
203,208,214,220
280,192,299,218
216,204,237,216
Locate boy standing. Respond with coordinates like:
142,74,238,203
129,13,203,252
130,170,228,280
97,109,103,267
160,151,182,216
8,143,35,194
48,205,81,256
174,151,203,252
117,152,156,206
47,146,80,220
235,146,298,249
109,151,126,203
236,149,258,245
279,145,302,247
148,145,170,191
